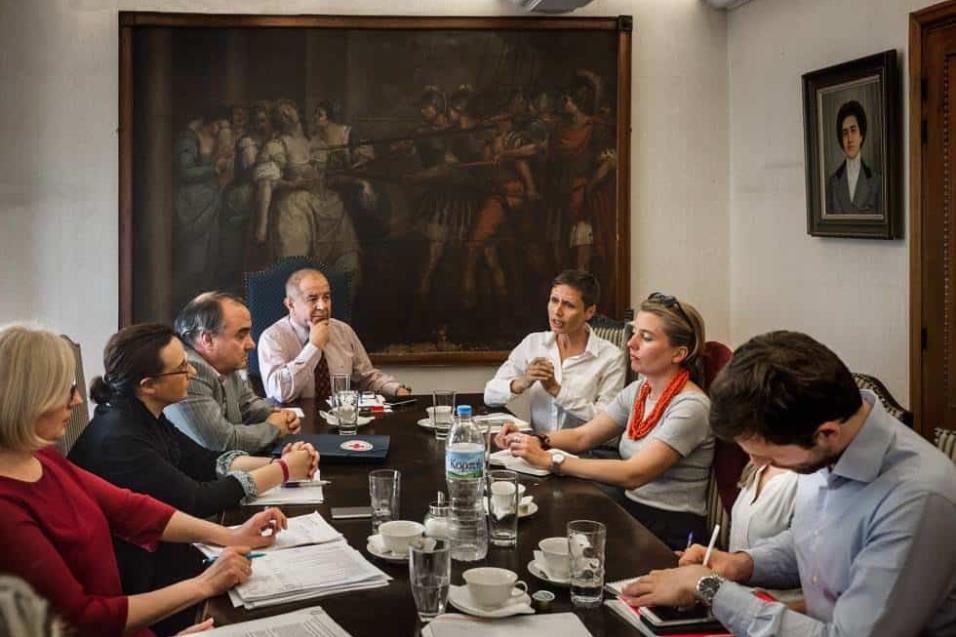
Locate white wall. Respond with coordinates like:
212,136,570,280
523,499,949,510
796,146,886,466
0,0,729,393
727,0,931,405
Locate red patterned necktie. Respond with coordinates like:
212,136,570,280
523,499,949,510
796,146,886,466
314,353,332,401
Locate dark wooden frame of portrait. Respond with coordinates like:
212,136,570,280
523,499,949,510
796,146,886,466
118,12,633,365
802,50,901,239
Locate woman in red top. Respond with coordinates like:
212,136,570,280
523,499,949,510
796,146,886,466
0,325,287,636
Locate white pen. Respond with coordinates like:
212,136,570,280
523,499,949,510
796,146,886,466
702,524,720,568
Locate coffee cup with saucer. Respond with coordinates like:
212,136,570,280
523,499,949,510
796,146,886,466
448,568,533,618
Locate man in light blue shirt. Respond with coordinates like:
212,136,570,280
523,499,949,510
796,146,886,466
625,331,956,636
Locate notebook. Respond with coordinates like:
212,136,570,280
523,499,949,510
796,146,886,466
271,434,390,464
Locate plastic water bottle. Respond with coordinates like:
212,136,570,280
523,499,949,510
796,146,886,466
445,405,488,561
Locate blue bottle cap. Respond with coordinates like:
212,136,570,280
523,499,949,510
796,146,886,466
456,405,473,417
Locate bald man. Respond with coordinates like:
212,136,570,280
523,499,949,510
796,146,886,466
257,268,411,403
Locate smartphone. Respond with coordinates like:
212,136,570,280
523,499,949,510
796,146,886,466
639,604,715,627
330,506,373,519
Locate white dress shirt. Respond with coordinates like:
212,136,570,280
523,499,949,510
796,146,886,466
845,155,861,202
483,327,626,433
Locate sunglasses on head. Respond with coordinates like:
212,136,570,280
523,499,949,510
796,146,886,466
646,292,693,329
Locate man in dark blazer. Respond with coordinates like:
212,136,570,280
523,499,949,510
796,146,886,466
825,100,882,214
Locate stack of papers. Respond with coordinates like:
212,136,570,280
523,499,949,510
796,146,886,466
488,448,577,476
423,613,592,637
327,393,392,411
245,475,326,506
198,606,351,636
194,512,342,559
228,539,391,609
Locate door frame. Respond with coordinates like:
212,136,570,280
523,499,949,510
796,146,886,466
909,0,956,437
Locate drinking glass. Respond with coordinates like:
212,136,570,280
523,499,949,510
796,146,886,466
331,374,351,402
487,470,519,547
335,389,359,435
431,390,456,440
409,538,451,622
567,520,606,608
369,469,400,533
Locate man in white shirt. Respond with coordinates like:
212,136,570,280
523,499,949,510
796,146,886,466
257,268,411,403
484,270,626,433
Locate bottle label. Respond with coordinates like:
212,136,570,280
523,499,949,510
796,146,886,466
446,445,484,479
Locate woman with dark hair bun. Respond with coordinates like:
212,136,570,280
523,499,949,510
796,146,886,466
69,324,318,610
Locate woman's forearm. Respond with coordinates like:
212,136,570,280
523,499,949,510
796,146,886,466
247,462,285,494
562,456,647,489
230,456,272,472
160,511,232,546
125,577,206,633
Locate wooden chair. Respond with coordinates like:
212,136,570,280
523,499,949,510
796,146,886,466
587,310,633,459
55,336,89,456
243,257,353,380
852,373,912,427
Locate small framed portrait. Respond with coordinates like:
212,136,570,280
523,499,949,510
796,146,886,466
802,50,901,239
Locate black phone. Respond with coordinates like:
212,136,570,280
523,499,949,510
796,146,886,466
330,506,373,519
639,604,714,626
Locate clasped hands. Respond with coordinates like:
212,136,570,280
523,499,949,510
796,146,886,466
493,422,552,469
510,358,560,397
267,408,302,436
278,440,320,480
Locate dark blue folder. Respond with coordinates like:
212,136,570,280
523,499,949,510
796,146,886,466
271,434,390,464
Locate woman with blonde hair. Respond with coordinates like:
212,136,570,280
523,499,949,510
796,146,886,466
0,325,287,637
496,293,715,548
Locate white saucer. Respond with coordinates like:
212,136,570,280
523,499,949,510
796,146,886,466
322,412,373,427
365,534,409,563
447,585,534,618
527,557,570,586
483,497,537,519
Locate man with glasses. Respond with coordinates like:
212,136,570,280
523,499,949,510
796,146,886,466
483,269,625,433
258,268,411,403
165,291,301,452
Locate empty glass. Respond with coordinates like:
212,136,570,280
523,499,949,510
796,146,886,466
409,538,450,622
431,390,456,440
331,374,351,403
487,470,519,547
335,389,359,435
369,469,400,533
567,520,606,608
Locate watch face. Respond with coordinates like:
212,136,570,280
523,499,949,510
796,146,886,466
698,575,722,603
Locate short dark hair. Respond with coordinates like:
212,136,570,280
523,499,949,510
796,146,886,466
835,100,868,149
709,331,863,448
551,270,600,308
89,323,177,404
175,291,245,347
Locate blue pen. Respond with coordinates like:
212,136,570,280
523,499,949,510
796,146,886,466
686,531,694,550
202,551,265,567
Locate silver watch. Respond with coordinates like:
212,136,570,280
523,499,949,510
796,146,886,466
550,452,566,475
695,573,725,606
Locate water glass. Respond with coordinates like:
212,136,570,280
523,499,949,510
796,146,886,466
567,520,606,608
331,374,351,399
487,470,519,547
409,538,451,622
369,469,400,533
335,389,359,435
431,390,456,440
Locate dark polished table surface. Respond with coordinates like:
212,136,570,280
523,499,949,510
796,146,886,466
205,394,676,635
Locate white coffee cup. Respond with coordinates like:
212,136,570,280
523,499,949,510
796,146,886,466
490,481,526,513
463,567,528,608
538,537,570,578
378,520,424,556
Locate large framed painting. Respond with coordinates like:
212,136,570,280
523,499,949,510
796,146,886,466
802,50,901,239
119,13,632,363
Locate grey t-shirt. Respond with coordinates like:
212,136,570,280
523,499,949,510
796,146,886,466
605,380,714,516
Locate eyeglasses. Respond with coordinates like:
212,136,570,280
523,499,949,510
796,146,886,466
646,292,693,330
151,361,192,378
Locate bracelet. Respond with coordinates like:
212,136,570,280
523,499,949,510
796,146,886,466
275,458,290,482
533,433,552,450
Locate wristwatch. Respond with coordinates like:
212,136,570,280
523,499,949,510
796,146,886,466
695,573,725,606
550,452,566,475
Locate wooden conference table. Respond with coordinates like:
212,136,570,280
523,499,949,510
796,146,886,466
205,394,677,635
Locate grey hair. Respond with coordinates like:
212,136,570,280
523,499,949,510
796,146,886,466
175,291,245,346
285,268,327,299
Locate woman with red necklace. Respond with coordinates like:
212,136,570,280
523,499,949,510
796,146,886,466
495,293,714,549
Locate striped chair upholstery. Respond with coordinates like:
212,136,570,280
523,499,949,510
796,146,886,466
705,474,732,549
852,373,912,427
54,336,89,456
586,311,633,457
935,428,956,464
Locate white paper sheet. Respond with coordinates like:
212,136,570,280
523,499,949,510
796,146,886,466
423,612,593,637
200,606,351,636
195,512,342,559
245,477,326,506
488,449,577,476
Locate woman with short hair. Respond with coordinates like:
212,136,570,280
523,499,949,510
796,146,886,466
0,324,285,637
496,293,714,549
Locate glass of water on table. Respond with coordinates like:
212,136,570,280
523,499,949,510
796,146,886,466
334,389,359,435
568,519,606,608
409,538,451,622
